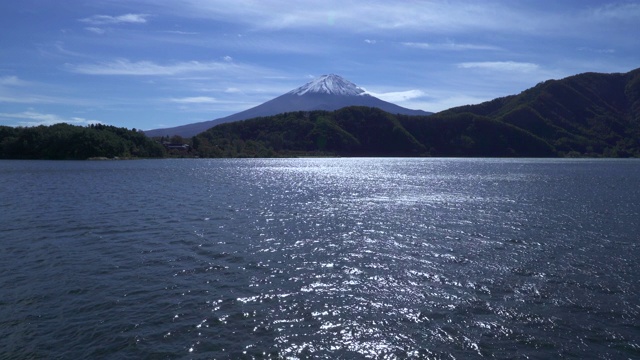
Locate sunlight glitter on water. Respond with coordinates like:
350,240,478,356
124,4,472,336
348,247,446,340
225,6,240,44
1,159,639,359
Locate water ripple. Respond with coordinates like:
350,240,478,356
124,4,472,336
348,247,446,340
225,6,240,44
1,159,639,359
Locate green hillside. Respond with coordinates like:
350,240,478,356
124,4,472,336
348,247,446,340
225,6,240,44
0,123,165,160
440,68,640,157
193,107,556,158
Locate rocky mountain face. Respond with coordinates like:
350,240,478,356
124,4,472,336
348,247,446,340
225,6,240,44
144,74,431,138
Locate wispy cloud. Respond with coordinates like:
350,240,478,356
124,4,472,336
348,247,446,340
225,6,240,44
0,77,57,104
417,93,495,113
0,95,59,104
170,96,218,104
578,47,615,54
47,41,89,58
68,59,241,76
588,3,640,21
364,89,426,103
0,111,102,127
0,74,105,106
79,13,150,25
458,61,540,72
160,30,199,35
361,85,492,112
0,76,29,87
402,42,501,51
85,27,107,35
157,1,542,34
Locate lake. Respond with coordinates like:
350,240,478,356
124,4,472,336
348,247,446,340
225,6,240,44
1,158,638,359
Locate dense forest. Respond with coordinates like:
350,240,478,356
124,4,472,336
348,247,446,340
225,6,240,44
439,68,640,157
0,123,165,160
191,107,557,157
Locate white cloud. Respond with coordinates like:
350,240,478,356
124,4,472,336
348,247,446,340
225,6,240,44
0,76,29,86
0,111,102,127
402,42,501,51
79,13,150,25
162,0,545,34
51,41,88,58
358,86,491,113
588,3,640,21
364,89,426,103
85,27,107,34
170,96,218,104
364,39,377,44
0,77,60,104
0,95,57,104
160,30,199,35
578,47,615,54
68,59,237,76
415,93,494,113
458,61,540,72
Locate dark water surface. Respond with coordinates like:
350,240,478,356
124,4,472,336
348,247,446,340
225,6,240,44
1,158,639,359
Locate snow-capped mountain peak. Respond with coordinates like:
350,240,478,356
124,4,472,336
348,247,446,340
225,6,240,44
145,73,431,137
289,74,366,96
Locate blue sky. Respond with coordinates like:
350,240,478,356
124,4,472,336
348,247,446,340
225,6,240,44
1,1,639,130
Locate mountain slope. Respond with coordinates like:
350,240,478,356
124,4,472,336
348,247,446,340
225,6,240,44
189,67,640,158
145,74,431,138
192,107,556,158
440,67,640,156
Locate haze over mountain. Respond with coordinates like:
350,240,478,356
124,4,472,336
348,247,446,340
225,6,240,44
145,74,431,138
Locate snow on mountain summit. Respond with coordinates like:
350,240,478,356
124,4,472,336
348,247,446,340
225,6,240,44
289,74,366,96
145,73,431,137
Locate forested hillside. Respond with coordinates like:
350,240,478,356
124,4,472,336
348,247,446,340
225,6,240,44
0,123,165,160
440,68,640,157
192,107,556,157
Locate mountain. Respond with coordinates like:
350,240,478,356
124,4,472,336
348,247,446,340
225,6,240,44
193,107,555,158
190,67,640,158
144,74,431,138
439,67,640,156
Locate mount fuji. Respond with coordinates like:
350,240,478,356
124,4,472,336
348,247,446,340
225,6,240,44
145,74,431,138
